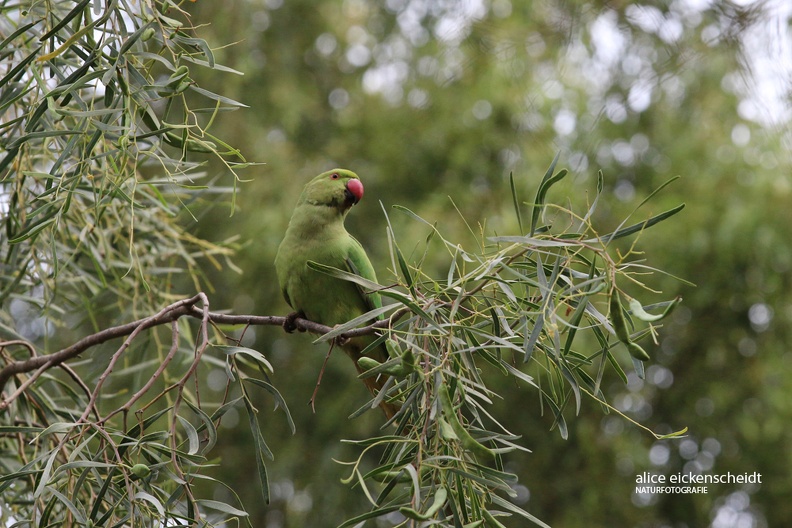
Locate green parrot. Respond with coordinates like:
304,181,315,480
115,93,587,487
275,169,398,418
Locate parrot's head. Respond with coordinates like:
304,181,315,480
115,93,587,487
299,168,364,212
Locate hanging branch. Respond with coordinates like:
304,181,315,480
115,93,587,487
0,292,401,405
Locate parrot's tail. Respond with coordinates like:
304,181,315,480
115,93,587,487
343,341,400,420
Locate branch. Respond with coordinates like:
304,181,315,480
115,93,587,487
0,294,403,403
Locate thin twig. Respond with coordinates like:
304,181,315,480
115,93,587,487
78,295,207,423
309,340,337,413
177,293,211,388
152,294,212,416
0,340,37,357
101,320,182,424
0,356,59,410
58,363,101,422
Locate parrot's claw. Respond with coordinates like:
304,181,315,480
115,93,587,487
283,311,304,333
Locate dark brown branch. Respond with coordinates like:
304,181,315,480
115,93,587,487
0,294,406,401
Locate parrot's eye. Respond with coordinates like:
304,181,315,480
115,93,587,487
331,173,339,180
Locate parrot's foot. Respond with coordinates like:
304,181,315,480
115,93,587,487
283,311,305,333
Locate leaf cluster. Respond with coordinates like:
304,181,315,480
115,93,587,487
0,0,249,340
0,2,264,525
0,293,297,526
311,159,686,526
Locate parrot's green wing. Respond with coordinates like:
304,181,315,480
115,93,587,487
345,234,383,312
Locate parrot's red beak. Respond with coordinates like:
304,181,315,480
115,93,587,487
345,178,364,205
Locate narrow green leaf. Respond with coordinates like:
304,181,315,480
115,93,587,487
509,171,523,234
243,377,296,434
561,258,599,357
170,34,216,67
637,175,682,209
0,146,20,173
656,426,689,440
117,21,153,56
594,203,686,243
445,467,511,492
8,129,83,150
35,422,81,438
0,469,41,486
490,495,552,528
523,313,543,364
313,304,395,343
132,491,165,517
181,55,244,74
438,384,495,460
0,22,38,51
399,486,448,521
483,509,509,528
489,235,580,247
336,504,402,528
40,493,57,526
500,360,538,388
0,86,34,116
580,170,604,227
307,260,382,290
188,85,248,107
47,486,87,524
185,399,218,453
89,467,119,522
216,345,273,373
558,361,581,415
48,69,108,100
530,152,563,236
488,305,501,336
176,416,201,455
391,204,434,226
0,47,41,88
356,356,403,379
209,396,244,423
157,13,184,29
34,449,60,500
37,0,92,41
543,390,568,439
196,499,248,517
0,426,44,434
57,459,116,473
243,397,271,504
605,349,628,385
395,242,415,293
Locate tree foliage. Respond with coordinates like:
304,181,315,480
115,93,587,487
0,2,685,524
0,0,255,525
320,163,686,526
0,0,247,330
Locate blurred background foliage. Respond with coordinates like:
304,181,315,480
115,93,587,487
183,0,792,526
3,0,791,526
